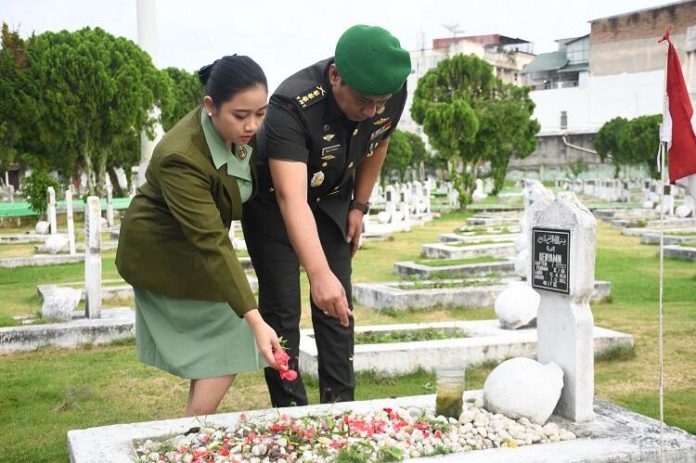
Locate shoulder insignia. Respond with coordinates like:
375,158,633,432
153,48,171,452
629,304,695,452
295,85,327,109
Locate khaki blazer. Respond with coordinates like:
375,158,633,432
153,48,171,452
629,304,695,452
116,106,257,316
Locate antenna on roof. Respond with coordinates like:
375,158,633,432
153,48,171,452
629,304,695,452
442,23,465,39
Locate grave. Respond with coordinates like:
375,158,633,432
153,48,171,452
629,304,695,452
67,393,696,463
353,277,611,311
421,241,517,260
663,244,696,261
298,320,632,376
393,257,515,278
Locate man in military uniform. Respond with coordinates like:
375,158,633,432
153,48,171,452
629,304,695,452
242,24,411,406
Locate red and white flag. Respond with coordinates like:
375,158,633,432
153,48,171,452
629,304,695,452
659,29,696,205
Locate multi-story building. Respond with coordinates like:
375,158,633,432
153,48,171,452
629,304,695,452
512,0,696,171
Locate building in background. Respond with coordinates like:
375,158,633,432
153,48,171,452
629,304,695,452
512,0,696,172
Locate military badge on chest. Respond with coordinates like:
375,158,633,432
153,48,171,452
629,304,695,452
310,171,325,187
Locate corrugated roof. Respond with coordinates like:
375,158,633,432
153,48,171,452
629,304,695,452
558,62,589,73
521,51,568,74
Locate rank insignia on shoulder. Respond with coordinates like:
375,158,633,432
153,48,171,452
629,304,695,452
370,122,392,141
295,85,327,109
310,171,325,187
373,117,390,126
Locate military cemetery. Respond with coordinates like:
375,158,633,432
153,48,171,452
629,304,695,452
2,1,696,462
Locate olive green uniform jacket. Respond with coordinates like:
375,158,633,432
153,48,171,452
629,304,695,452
116,107,256,317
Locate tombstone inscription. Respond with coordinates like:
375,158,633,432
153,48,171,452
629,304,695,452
532,228,570,294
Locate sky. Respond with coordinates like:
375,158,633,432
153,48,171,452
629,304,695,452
0,0,681,92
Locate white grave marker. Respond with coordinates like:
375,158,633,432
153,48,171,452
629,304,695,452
105,183,114,227
85,196,102,319
47,186,58,235
66,190,76,255
530,193,596,422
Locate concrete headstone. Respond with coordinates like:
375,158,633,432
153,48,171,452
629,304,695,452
41,287,81,321
530,192,596,422
44,234,70,254
85,196,102,319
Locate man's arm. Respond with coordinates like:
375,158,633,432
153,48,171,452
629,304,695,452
346,138,390,255
269,158,352,327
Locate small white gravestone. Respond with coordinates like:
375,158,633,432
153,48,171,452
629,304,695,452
483,357,564,425
44,234,69,254
494,282,540,329
84,196,102,319
35,221,50,235
47,186,58,235
472,178,487,202
530,192,595,422
66,190,76,255
105,183,114,228
41,287,81,321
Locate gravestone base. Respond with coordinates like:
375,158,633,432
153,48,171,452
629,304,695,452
421,242,517,259
0,233,51,244
0,307,134,354
67,392,696,463
299,320,632,376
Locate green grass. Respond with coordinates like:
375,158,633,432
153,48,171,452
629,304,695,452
414,256,505,267
353,328,469,344
1,211,696,461
447,240,507,247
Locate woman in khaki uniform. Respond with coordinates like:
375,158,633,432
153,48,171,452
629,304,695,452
116,55,283,416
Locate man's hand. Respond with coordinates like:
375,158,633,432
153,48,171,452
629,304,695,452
309,271,352,327
346,208,364,257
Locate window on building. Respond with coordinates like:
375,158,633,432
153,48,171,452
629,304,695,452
560,111,568,129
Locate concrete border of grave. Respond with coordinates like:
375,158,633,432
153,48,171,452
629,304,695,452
298,320,633,376
466,214,520,226
0,254,85,268
663,244,696,261
438,233,517,244
353,277,611,311
67,392,696,463
393,259,514,278
421,242,516,259
639,230,696,245
0,307,134,354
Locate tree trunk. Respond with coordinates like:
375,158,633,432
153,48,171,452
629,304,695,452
82,149,96,196
96,152,108,197
107,167,125,197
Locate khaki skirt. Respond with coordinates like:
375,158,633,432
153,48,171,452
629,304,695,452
134,287,265,379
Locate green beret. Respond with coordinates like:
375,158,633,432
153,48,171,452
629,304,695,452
335,25,411,96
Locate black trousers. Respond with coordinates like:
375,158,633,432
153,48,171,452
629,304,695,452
243,207,354,407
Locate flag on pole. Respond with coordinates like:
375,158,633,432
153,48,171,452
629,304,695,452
659,29,696,203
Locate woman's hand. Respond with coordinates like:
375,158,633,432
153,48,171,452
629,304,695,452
244,309,284,369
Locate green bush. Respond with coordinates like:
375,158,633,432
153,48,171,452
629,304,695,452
21,170,60,216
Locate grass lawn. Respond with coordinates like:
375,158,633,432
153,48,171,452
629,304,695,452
1,211,696,461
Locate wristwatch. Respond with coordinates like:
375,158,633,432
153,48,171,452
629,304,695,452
350,200,370,214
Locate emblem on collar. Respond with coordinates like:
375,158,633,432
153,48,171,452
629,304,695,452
373,117,390,126
295,85,327,109
322,133,335,142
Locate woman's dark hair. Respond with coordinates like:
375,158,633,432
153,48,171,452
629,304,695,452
197,55,267,107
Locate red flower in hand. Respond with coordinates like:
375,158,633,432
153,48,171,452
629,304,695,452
273,345,298,381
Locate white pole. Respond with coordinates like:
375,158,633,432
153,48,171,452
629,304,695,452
66,190,76,255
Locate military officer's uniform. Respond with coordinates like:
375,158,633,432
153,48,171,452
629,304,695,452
243,54,408,406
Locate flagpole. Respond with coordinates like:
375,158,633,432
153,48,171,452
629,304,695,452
658,140,666,463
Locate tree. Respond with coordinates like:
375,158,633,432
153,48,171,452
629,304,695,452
20,27,170,195
616,115,661,179
411,54,539,206
21,170,60,216
381,130,412,184
0,24,30,174
160,67,203,132
595,116,629,177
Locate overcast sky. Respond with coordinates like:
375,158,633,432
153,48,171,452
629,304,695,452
0,0,680,91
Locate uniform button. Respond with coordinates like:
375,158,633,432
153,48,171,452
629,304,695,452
316,197,321,202
348,161,354,169
268,187,274,192
322,162,328,167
